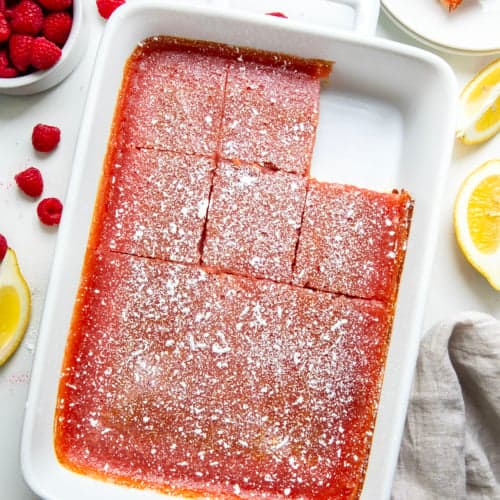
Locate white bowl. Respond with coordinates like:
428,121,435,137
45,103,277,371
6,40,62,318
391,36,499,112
0,0,87,95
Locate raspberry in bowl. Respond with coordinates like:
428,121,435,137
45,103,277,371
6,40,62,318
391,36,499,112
0,0,87,95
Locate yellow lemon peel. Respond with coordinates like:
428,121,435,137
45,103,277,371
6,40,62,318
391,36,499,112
0,248,31,366
456,58,500,145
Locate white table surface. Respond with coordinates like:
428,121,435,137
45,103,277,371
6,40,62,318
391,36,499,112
1,3,499,499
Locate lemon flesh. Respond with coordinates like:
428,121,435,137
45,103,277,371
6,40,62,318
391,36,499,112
454,160,500,290
457,58,500,145
468,175,500,254
0,249,31,366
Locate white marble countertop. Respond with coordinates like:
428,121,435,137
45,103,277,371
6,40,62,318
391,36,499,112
0,3,499,499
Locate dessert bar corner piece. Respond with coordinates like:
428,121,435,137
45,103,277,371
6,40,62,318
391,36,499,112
219,59,322,176
116,43,228,155
202,159,307,283
100,147,215,264
293,180,413,302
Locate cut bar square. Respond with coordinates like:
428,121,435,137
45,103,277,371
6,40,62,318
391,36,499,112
117,50,228,155
293,180,413,302
202,160,307,283
100,147,215,264
219,61,321,175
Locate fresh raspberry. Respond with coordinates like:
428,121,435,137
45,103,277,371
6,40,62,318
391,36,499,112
266,12,288,18
0,49,9,65
31,36,62,70
0,234,7,263
0,0,6,13
42,11,72,46
0,11,10,42
37,0,72,11
14,166,44,198
96,0,126,19
37,197,63,226
9,34,33,72
10,0,43,35
0,65,18,77
32,123,61,152
0,49,18,77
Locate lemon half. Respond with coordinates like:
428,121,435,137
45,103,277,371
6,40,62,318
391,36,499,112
454,159,500,290
456,58,500,145
0,249,31,366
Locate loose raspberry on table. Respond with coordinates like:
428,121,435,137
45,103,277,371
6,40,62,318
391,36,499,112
32,123,61,152
37,197,63,226
0,234,7,263
14,166,44,198
31,36,62,70
8,33,33,72
42,11,72,46
0,11,10,42
96,0,126,19
10,0,43,36
37,0,72,11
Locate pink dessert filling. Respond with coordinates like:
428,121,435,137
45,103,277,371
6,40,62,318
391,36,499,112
53,35,410,500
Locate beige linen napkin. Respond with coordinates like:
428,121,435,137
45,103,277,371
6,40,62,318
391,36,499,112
392,312,500,500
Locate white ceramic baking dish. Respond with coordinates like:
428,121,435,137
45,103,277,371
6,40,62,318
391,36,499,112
21,2,457,499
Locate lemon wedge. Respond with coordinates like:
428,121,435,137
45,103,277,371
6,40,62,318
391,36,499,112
454,159,500,290
0,248,31,366
456,58,500,145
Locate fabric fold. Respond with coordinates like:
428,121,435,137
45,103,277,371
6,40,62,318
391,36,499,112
392,312,500,500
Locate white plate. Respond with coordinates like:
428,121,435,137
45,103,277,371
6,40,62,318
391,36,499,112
382,0,500,55
21,1,457,499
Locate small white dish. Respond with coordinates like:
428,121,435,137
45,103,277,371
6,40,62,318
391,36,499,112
0,0,88,96
382,0,500,55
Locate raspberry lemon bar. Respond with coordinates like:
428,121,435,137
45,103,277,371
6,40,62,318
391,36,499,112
54,36,411,500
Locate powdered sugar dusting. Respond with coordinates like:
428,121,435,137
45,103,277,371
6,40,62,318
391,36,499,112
100,148,214,264
53,36,408,500
220,61,320,175
293,180,413,301
56,252,390,499
119,51,228,155
202,160,307,283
